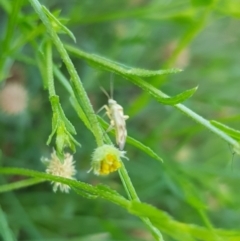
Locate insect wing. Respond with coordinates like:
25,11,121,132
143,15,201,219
111,104,127,150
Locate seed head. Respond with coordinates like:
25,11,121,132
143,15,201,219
43,150,76,193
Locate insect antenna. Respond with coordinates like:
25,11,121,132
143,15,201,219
100,86,110,99
110,73,114,99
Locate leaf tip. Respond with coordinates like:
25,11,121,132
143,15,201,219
176,68,183,73
158,157,164,163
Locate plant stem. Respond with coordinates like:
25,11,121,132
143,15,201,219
0,167,128,207
0,205,16,241
0,178,45,193
119,165,164,241
0,0,23,80
0,176,42,239
46,41,55,97
53,58,164,241
175,103,239,148
64,45,240,151
29,0,103,147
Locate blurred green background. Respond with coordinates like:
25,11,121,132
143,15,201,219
1,0,240,240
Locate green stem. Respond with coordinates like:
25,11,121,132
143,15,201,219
29,0,103,147
53,66,73,94
53,66,100,140
198,209,224,241
119,165,164,241
53,67,163,240
0,176,42,239
0,205,16,241
0,178,45,193
0,167,128,207
64,45,240,151
0,167,163,240
119,164,139,201
46,41,55,97
175,103,239,148
0,0,23,80
11,25,45,56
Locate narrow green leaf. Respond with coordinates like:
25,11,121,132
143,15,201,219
70,97,92,132
124,67,182,77
0,0,11,13
0,0,23,81
129,77,198,105
128,201,194,241
73,188,98,199
0,205,16,241
0,178,45,193
57,103,77,134
96,184,122,197
128,201,231,241
67,132,81,148
55,125,66,159
0,167,127,204
65,44,180,77
42,5,76,43
65,45,197,105
129,201,171,223
50,95,76,135
182,182,206,210
2,168,239,240
127,136,163,162
98,116,163,163
89,54,181,77
210,120,240,141
36,50,48,89
53,65,73,94
53,67,93,134
46,115,58,145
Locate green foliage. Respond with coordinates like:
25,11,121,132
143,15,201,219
98,116,163,162
191,0,214,7
1,0,240,241
210,120,240,141
0,205,16,241
65,45,197,105
42,6,76,43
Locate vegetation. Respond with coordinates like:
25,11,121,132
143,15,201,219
1,0,240,240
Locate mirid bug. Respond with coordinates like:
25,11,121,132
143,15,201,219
99,82,129,150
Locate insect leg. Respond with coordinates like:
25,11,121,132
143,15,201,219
96,105,107,114
101,120,114,142
103,105,112,120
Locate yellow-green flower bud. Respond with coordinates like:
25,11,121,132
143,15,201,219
90,145,128,176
